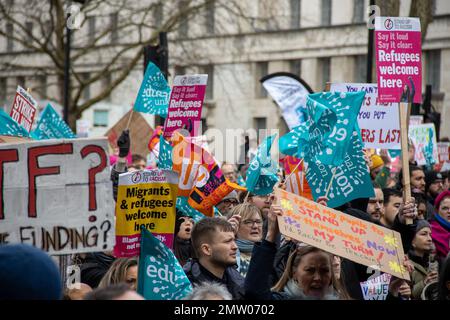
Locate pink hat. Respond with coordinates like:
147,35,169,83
434,190,450,210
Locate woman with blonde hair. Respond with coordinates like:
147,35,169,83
227,203,263,277
98,257,138,290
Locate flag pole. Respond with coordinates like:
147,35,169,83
284,158,304,183
324,167,337,199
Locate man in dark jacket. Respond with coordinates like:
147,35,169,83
183,217,245,300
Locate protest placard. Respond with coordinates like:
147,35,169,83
275,188,410,280
330,83,400,149
437,142,450,163
9,86,38,132
409,124,439,166
0,138,114,254
409,115,423,126
360,273,392,300
114,169,178,257
375,17,422,104
163,74,207,139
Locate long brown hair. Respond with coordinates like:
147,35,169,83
272,245,350,299
98,257,138,288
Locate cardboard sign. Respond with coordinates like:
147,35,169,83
360,273,392,300
330,83,400,149
409,115,423,126
437,142,450,162
114,169,178,257
275,188,410,280
409,124,439,166
9,86,38,132
0,138,114,254
375,17,422,104
163,74,207,139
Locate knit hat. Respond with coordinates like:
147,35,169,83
425,171,444,191
0,244,62,300
370,155,384,170
434,190,450,210
415,219,431,234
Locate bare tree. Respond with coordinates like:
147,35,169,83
0,0,251,129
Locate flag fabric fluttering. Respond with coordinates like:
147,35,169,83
0,109,30,138
30,104,76,140
137,228,192,300
246,134,279,195
158,136,173,170
133,62,171,117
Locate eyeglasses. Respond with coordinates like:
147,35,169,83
242,219,263,226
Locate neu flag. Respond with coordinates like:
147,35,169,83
31,104,76,140
134,62,170,116
246,134,279,195
158,136,173,170
137,228,192,300
0,109,30,137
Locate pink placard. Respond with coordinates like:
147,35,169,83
375,17,422,104
163,74,208,139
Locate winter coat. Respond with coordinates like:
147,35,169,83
408,251,429,299
430,215,450,261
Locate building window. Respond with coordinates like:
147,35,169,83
178,1,189,39
289,59,302,77
205,1,215,35
290,0,301,29
0,78,6,104
93,110,109,127
426,50,441,93
81,73,90,100
353,55,367,83
319,57,330,87
321,0,332,26
253,117,267,141
255,62,268,98
199,65,214,100
37,75,47,99
353,0,365,23
110,13,118,44
88,16,96,45
17,76,25,88
153,3,163,27
6,23,14,52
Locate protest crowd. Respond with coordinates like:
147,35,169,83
1,14,450,304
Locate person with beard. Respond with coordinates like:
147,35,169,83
173,210,195,266
381,188,403,228
226,203,263,277
408,220,438,299
425,171,445,219
366,184,385,222
183,217,244,300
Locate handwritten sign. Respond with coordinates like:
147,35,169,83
275,188,410,280
375,17,422,103
437,142,450,163
163,75,207,139
360,273,392,300
330,83,400,149
0,138,114,254
409,124,439,166
114,169,178,257
409,115,423,126
9,86,37,132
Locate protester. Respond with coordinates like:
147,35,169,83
98,257,138,290
183,217,245,300
173,210,195,266
185,282,233,300
227,203,263,277
222,163,238,184
437,254,450,300
381,188,403,228
413,192,428,220
425,171,445,216
130,154,147,171
409,165,426,193
407,220,438,299
76,251,116,289
215,190,240,216
431,191,450,261
0,244,62,300
84,283,144,300
111,130,130,201
63,283,93,300
367,184,385,222
370,151,391,188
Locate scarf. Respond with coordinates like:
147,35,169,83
235,238,255,254
282,278,339,300
435,213,450,231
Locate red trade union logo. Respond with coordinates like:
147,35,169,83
384,19,393,30
131,171,142,183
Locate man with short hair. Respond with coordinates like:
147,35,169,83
222,163,238,184
425,171,444,206
367,185,385,221
183,217,244,300
410,165,426,193
382,188,403,228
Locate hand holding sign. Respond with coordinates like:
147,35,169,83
266,203,283,243
397,197,417,224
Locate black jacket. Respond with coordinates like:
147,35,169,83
79,252,115,289
183,259,245,300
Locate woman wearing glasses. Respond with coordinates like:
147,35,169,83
227,203,264,277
